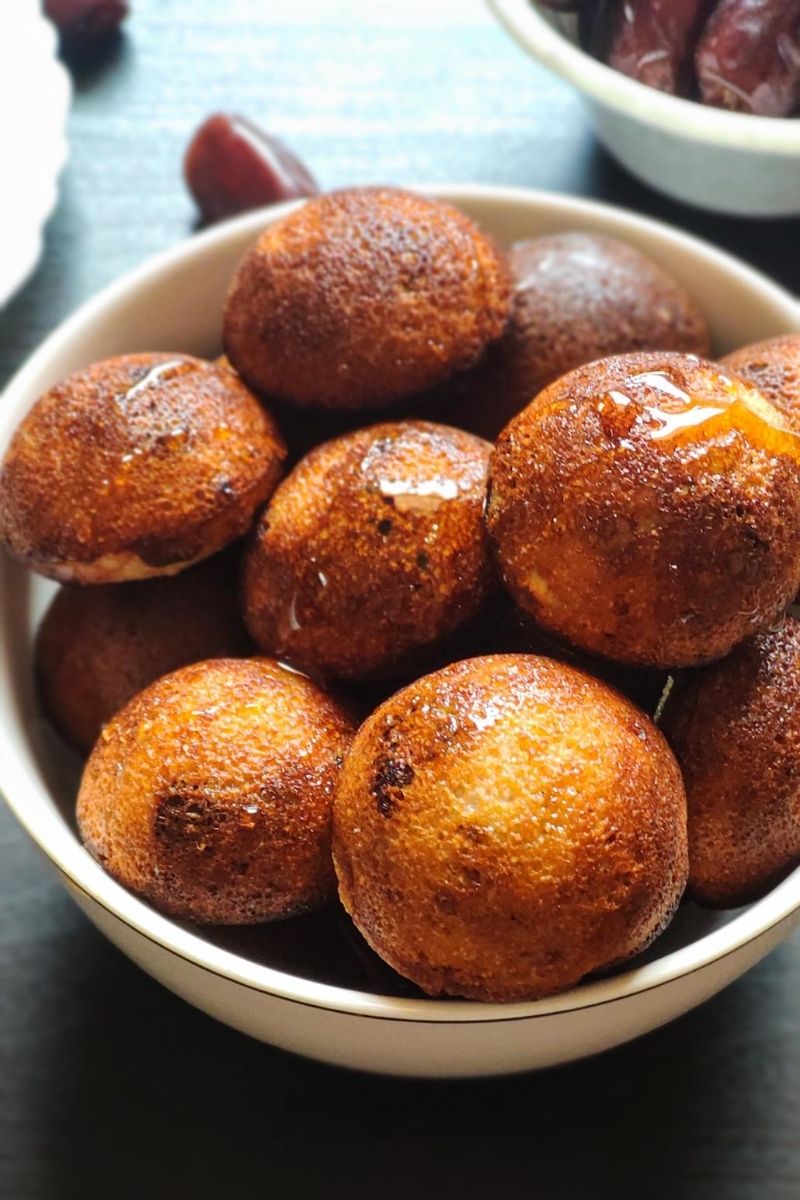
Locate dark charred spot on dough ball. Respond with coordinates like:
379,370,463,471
416,552,430,570
435,891,458,915
129,535,199,569
154,788,226,849
372,757,415,816
742,528,770,552
459,823,488,845
377,518,392,535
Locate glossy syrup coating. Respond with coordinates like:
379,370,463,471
722,334,800,431
444,233,710,441
36,548,251,755
333,654,688,1002
0,354,286,583
77,658,357,924
223,187,511,411
663,618,800,907
488,351,800,668
243,421,496,681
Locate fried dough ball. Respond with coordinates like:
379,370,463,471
243,421,495,681
0,354,286,583
223,187,511,411
333,654,688,1002
663,618,800,908
489,605,669,718
36,549,250,755
722,334,800,432
488,351,800,669
445,233,710,440
77,658,356,924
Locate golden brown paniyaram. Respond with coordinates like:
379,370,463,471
223,186,511,411
722,333,800,432
333,654,688,1002
487,351,800,668
446,232,711,440
77,657,357,924
663,617,800,908
36,548,250,755
0,353,286,583
243,420,496,681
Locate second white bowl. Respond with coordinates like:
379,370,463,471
489,0,800,217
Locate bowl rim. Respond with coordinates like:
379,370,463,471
2,184,800,1025
488,0,800,155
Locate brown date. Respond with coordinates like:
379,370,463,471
696,0,800,116
44,0,129,50
184,114,319,225
606,0,716,95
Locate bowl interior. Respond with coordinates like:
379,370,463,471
2,186,800,1019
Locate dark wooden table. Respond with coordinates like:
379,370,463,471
2,3,799,1197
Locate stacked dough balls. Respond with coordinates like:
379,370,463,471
3,186,800,1002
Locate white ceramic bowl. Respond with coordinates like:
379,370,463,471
488,0,800,217
2,185,800,1079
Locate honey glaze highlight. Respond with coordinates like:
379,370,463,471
487,352,800,669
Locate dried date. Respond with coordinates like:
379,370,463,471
696,0,800,116
44,0,129,51
606,0,716,96
184,114,319,225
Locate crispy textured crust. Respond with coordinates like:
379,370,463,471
0,354,286,582
443,233,711,440
36,548,250,755
333,654,688,1002
663,618,800,908
487,351,800,668
722,334,800,432
223,187,511,411
243,421,496,681
77,658,356,924
488,604,669,718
